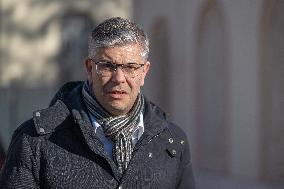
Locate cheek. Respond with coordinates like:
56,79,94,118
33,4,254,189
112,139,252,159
135,74,145,87
90,75,102,90
128,78,143,93
93,76,113,93
98,76,109,86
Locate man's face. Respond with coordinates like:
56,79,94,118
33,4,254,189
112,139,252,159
85,43,150,116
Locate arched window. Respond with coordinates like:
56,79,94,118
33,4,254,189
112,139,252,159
144,18,171,113
260,0,284,181
195,0,229,174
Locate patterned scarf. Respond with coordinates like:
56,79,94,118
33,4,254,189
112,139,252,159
82,81,144,173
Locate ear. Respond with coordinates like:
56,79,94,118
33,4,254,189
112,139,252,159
84,58,93,81
140,61,150,86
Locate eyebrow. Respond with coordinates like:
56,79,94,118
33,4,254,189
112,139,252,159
97,60,139,65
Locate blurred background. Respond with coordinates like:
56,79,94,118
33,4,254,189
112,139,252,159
1,0,284,188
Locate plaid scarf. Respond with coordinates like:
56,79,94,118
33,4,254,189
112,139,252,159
82,81,144,173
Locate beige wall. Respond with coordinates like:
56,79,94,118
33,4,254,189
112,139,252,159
134,0,284,188
1,0,132,87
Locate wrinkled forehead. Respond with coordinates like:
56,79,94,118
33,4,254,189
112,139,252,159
92,43,145,63
91,43,145,59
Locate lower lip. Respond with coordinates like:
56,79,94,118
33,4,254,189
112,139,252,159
108,92,126,99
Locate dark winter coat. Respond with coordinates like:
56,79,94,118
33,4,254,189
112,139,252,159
0,81,195,189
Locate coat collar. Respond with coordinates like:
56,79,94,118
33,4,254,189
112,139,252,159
32,100,70,135
33,81,168,139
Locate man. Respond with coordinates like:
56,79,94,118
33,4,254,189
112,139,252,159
0,17,195,189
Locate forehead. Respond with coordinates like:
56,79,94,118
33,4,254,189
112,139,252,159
94,43,144,62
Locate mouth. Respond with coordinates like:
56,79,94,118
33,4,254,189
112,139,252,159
107,90,127,99
109,90,127,94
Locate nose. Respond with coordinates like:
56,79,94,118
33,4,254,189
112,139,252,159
111,67,126,83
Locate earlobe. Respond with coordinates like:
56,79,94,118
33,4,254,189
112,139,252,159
140,61,150,86
84,58,93,80
144,61,150,74
84,58,92,74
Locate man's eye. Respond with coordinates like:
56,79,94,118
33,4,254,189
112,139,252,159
104,63,114,68
125,64,138,70
99,63,113,70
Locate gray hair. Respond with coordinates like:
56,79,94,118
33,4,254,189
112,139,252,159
88,17,149,60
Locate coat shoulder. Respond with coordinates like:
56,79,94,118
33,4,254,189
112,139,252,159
167,122,188,142
6,118,40,158
12,119,38,142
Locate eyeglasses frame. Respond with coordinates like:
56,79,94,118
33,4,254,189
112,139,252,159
90,59,145,78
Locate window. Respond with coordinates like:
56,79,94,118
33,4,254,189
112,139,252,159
195,0,229,174
144,18,171,113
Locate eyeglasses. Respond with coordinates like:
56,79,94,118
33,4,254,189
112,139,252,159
91,59,145,78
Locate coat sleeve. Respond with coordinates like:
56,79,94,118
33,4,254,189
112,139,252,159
174,128,195,189
0,120,40,189
177,161,195,189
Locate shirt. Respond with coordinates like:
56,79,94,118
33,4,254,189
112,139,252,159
89,113,144,158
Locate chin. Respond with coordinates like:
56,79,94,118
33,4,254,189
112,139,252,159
107,103,128,115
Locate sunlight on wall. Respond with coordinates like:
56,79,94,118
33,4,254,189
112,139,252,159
1,0,131,88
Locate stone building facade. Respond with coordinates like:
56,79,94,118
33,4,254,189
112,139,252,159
133,0,284,188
